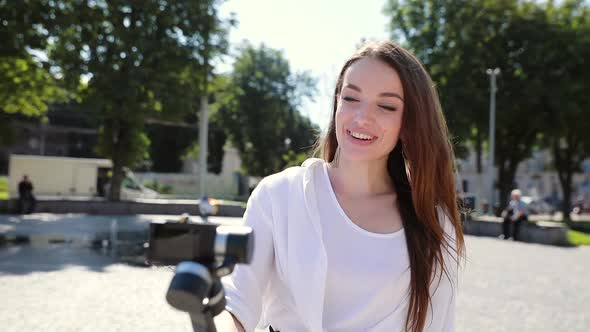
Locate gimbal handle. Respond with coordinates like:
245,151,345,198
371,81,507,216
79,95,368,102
190,311,217,332
167,261,230,332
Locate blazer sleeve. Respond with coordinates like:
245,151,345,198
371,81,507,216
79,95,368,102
425,212,459,332
221,180,275,332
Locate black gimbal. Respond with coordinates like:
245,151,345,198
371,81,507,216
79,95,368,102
147,200,254,332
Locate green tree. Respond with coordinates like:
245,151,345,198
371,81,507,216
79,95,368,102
49,0,231,200
384,0,479,162
215,43,318,176
490,4,553,210
0,56,70,116
540,1,590,219
384,0,588,209
0,0,71,144
206,104,229,174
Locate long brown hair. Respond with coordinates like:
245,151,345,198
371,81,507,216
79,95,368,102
315,40,465,332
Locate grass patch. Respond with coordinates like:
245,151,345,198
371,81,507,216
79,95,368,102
568,230,590,246
0,176,8,200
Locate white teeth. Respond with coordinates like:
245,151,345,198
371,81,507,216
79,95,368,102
349,130,374,140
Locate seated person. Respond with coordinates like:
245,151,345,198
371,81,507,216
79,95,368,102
17,175,36,214
501,189,528,241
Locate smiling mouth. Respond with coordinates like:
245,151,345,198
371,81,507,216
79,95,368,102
347,129,376,141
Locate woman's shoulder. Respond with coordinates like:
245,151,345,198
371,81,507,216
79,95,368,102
247,158,325,222
256,158,325,193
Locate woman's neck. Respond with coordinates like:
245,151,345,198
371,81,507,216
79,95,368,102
327,156,394,198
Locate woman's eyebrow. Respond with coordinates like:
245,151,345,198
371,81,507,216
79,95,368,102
343,83,362,92
379,92,404,102
343,83,404,102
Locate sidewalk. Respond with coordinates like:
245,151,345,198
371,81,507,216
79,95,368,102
2,235,589,331
0,213,261,332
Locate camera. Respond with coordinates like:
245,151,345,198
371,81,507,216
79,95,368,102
148,222,254,268
148,219,254,332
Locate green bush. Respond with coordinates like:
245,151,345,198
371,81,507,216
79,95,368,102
0,177,8,200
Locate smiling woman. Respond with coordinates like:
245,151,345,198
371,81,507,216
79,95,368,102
318,40,465,332
215,40,465,332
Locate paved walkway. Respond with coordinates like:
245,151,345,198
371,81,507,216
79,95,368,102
1,215,589,331
456,236,589,331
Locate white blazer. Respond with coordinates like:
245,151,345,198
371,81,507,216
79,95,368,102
222,158,458,332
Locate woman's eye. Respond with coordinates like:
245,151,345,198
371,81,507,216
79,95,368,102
379,105,397,111
342,96,359,102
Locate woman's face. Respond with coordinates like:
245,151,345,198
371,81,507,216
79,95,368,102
335,57,405,163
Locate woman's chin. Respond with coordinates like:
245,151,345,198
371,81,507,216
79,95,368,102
339,149,388,164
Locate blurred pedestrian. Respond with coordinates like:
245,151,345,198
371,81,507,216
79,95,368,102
18,175,36,214
501,189,528,240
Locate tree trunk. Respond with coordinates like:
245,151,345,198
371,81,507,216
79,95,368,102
553,136,577,222
497,164,510,215
560,175,573,221
109,155,125,201
475,126,483,174
108,120,129,202
497,157,519,216
494,126,538,216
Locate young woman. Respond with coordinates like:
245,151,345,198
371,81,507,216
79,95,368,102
215,40,465,332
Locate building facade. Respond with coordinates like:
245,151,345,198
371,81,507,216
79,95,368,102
458,145,590,213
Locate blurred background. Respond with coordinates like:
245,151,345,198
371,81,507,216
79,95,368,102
0,1,589,331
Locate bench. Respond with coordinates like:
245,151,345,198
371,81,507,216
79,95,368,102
463,215,570,246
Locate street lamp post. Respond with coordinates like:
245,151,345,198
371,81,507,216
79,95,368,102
198,94,209,198
199,33,211,199
486,67,500,215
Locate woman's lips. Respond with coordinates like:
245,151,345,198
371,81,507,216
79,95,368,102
346,129,377,146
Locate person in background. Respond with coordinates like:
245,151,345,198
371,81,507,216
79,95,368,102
501,189,528,241
18,175,36,214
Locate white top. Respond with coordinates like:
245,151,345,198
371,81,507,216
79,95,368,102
318,162,411,330
222,158,458,332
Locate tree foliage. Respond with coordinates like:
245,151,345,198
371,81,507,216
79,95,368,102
539,1,590,218
0,56,70,116
0,1,71,119
384,0,590,210
45,0,231,200
215,43,319,176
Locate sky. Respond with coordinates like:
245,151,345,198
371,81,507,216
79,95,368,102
218,0,391,131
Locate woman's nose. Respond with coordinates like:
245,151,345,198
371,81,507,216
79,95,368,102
353,102,374,124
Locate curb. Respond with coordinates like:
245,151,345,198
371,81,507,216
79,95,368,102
0,199,246,217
